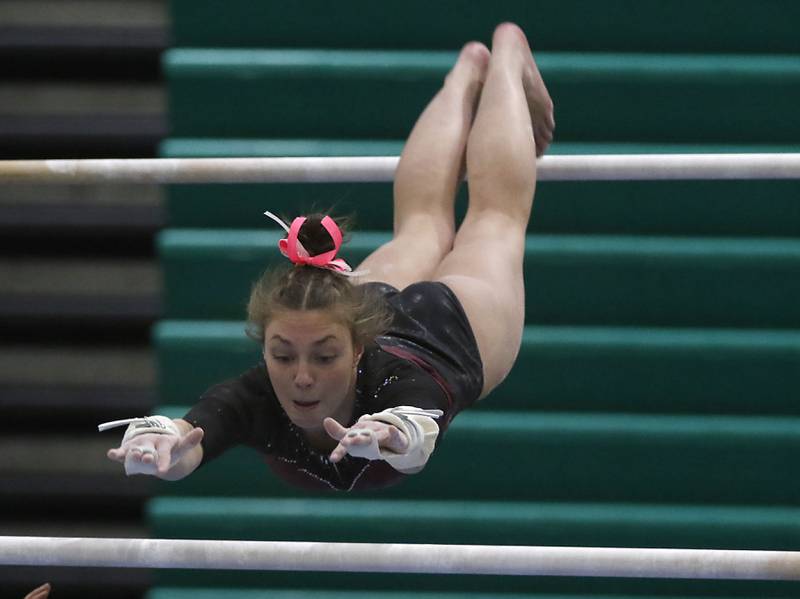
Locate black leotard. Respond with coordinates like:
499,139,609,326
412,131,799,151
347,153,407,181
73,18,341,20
183,281,483,492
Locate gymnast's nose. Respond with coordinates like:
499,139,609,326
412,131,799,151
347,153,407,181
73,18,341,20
293,360,314,389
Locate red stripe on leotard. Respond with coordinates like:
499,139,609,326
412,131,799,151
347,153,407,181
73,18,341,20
376,343,454,413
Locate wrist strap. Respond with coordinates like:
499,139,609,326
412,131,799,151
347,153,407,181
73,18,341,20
98,416,180,443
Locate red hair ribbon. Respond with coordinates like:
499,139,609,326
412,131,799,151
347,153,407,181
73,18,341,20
264,211,358,275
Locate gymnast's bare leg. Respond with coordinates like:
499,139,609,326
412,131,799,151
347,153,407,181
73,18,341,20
433,23,555,398
354,42,490,289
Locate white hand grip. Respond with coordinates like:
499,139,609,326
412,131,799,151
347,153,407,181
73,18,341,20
343,428,382,460
123,438,159,476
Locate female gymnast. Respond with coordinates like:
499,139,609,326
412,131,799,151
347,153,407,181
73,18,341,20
103,23,555,491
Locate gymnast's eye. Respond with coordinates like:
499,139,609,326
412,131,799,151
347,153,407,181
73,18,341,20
316,355,338,364
272,355,293,363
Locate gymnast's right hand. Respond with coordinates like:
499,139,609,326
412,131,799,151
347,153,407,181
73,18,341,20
100,416,203,478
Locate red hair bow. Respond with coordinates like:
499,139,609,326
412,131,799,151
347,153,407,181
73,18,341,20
264,211,359,276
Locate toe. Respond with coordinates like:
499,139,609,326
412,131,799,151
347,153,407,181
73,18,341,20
493,22,530,52
461,41,490,66
448,41,490,86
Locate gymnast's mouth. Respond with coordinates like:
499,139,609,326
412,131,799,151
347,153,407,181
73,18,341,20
293,399,321,410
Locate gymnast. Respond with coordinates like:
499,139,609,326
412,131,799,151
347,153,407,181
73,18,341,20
102,23,555,491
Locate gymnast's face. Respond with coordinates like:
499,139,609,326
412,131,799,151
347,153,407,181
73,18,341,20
264,309,362,434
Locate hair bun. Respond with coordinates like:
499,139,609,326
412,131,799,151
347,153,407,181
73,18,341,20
298,214,339,256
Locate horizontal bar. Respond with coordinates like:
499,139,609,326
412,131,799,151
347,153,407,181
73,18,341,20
1,154,800,184
1,536,800,580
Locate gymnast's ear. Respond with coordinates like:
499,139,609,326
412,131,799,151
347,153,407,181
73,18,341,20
353,343,364,365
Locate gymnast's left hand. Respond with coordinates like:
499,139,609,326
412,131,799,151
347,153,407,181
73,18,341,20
323,418,409,463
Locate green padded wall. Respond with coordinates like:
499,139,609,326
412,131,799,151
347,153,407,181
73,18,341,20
169,0,800,53
152,410,800,504
148,591,795,599
165,51,800,142
155,2,800,596
155,323,800,415
158,230,800,327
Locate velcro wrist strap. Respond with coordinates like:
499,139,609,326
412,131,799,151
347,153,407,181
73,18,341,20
98,416,180,444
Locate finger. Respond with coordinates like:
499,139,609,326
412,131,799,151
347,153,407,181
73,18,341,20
323,417,348,441
345,428,378,446
24,583,51,599
352,421,389,437
179,427,204,450
386,426,409,453
156,446,172,475
329,442,348,463
107,448,125,463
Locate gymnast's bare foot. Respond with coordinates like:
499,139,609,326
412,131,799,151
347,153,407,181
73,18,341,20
445,41,490,91
493,23,555,156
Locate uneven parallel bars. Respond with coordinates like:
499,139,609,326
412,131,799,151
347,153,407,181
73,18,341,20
1,536,800,580
0,154,799,184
